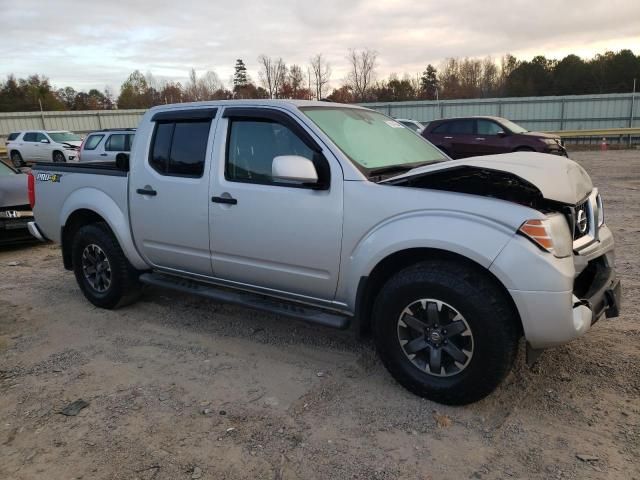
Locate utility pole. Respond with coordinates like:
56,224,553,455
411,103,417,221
630,78,636,147
38,98,46,129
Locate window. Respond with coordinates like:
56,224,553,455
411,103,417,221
23,132,38,142
431,123,449,134
448,120,474,135
150,120,211,177
84,135,104,150
226,118,315,185
302,107,445,172
477,120,504,135
106,134,126,151
7,132,19,141
35,133,48,142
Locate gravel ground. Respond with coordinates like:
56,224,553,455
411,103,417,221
1,150,639,480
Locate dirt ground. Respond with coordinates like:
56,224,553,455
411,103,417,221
1,150,639,480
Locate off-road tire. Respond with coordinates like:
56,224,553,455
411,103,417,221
373,259,520,405
72,222,141,309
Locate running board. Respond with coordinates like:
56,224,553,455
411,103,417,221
139,272,351,330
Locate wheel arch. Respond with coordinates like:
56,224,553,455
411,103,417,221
60,189,147,271
353,247,523,337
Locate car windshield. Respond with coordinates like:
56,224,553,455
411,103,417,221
301,107,445,176
48,131,82,142
498,118,528,134
0,161,16,175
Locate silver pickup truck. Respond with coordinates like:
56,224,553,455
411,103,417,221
27,100,621,405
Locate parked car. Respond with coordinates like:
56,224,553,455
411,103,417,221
27,100,620,405
422,116,567,159
396,118,426,133
0,160,34,244
7,130,83,167
78,129,136,162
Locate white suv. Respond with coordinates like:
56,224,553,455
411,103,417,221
78,129,135,162
7,130,83,166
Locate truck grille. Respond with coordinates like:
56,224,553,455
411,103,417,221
573,200,590,240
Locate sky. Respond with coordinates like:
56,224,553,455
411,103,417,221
2,0,640,93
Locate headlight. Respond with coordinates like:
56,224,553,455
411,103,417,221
518,214,573,258
596,194,605,227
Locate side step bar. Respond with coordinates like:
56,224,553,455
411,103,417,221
139,272,351,330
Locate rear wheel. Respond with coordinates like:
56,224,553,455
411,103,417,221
373,259,520,405
11,151,24,168
53,151,66,163
72,222,141,309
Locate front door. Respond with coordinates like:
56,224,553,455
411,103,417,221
447,119,477,158
129,108,217,276
209,108,343,301
474,119,508,155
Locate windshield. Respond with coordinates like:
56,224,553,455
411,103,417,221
301,107,445,174
0,161,17,175
48,131,82,143
498,118,528,134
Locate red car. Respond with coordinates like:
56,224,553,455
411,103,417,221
421,116,567,159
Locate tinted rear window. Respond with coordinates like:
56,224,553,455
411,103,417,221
431,123,449,134
150,121,211,177
7,132,19,141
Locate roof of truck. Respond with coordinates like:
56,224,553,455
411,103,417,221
147,99,367,113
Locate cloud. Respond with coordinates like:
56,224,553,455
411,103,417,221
2,0,639,92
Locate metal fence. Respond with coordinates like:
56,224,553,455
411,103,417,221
0,110,145,138
361,92,639,132
0,92,637,139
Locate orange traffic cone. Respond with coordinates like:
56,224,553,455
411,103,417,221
600,137,608,151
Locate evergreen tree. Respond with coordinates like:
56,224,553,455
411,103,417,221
420,64,438,99
233,59,248,89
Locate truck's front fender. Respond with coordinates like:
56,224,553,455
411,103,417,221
338,210,517,308
60,188,148,270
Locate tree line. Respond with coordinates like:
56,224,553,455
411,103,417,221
0,49,638,112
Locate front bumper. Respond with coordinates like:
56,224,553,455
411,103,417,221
492,224,620,349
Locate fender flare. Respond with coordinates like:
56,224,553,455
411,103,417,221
60,187,148,270
339,210,517,309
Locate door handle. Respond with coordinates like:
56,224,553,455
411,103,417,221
136,188,157,196
475,137,486,141
212,196,237,205
100,153,108,156
444,136,453,139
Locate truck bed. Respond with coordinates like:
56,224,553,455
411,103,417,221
34,161,127,177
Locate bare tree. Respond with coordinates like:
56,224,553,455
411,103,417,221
184,68,224,101
346,48,377,102
288,64,305,97
258,55,287,99
309,53,331,100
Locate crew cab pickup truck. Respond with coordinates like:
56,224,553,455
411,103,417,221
27,100,621,405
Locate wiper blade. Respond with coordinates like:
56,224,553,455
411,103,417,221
368,164,415,176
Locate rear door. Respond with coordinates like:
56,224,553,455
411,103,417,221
208,107,343,301
447,120,476,158
20,132,40,161
103,133,134,161
129,108,217,276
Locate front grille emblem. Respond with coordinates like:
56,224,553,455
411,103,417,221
576,208,588,234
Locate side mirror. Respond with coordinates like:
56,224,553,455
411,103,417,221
272,155,318,184
115,153,130,171
40,138,50,143
497,131,507,137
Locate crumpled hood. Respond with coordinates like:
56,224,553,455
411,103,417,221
386,152,593,205
60,140,82,148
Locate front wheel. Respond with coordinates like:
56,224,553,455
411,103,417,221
53,151,66,163
373,259,520,405
72,222,141,309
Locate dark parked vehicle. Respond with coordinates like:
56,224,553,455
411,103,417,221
421,116,567,159
0,160,34,245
